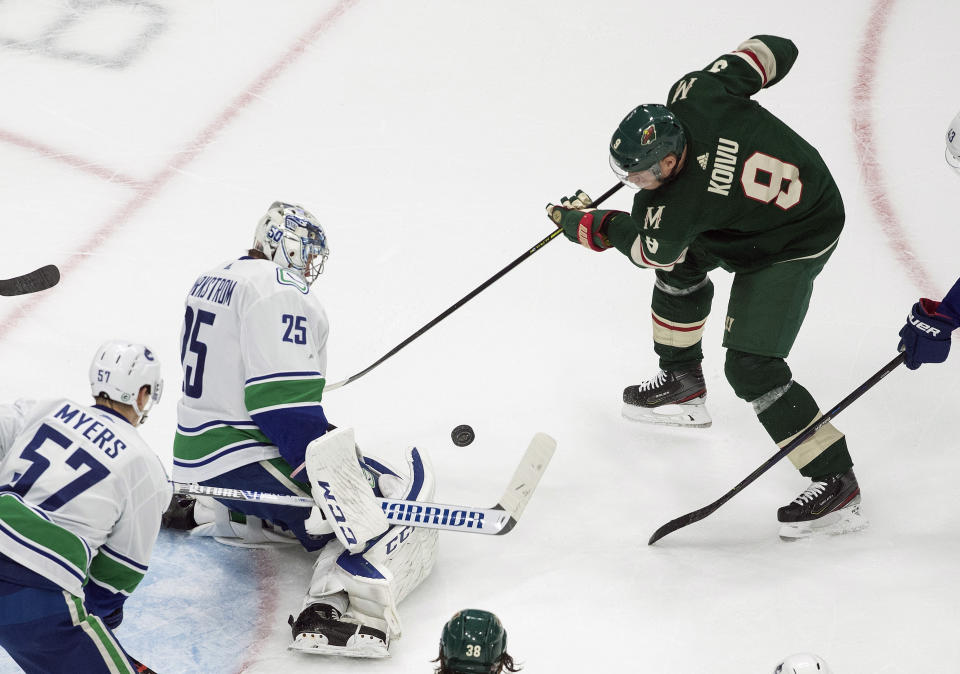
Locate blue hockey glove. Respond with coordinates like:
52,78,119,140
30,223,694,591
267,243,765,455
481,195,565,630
102,606,123,629
898,298,960,369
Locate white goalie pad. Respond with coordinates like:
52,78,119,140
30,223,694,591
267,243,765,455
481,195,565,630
307,446,439,640
306,427,389,553
190,495,299,548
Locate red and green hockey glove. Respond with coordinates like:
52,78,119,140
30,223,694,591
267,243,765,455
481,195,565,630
545,190,623,251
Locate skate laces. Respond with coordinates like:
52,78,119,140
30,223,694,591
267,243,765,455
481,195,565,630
638,370,668,392
792,480,827,505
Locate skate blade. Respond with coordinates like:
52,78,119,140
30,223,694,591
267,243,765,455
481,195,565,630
621,401,712,428
288,633,390,659
778,503,869,542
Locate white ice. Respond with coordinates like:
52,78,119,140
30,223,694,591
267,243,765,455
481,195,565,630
0,1,958,672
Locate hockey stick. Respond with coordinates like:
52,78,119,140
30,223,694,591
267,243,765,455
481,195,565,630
324,183,624,392
172,432,556,535
0,264,60,296
648,353,906,545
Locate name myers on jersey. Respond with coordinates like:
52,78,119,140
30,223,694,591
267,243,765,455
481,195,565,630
706,138,740,197
53,403,127,458
382,500,486,530
188,275,237,306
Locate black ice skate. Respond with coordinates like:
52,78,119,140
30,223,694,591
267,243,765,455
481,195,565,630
161,494,197,530
622,364,711,428
777,469,868,541
288,602,389,658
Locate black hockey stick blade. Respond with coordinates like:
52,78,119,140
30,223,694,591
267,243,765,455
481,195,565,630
648,353,906,545
0,264,60,296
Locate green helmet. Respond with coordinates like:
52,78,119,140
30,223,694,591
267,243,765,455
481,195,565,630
440,609,507,673
609,104,687,181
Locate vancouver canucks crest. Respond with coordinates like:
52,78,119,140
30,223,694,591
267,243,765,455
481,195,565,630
276,268,309,294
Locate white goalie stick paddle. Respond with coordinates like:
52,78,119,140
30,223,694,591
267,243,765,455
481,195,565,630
171,432,556,535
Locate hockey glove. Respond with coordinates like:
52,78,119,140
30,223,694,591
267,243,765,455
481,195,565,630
898,298,960,369
102,606,123,629
546,190,622,251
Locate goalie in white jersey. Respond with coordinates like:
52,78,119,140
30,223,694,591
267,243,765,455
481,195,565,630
0,341,167,674
168,201,438,658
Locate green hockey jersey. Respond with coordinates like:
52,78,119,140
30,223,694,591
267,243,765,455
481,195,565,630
604,35,844,273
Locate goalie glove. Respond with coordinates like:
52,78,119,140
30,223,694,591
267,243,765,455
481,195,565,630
898,298,960,369
545,190,623,251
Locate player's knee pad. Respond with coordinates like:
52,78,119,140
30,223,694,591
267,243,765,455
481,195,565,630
724,350,792,402
329,447,439,638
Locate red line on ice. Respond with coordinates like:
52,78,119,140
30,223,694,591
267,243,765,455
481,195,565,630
852,0,937,297
0,129,143,188
0,0,358,342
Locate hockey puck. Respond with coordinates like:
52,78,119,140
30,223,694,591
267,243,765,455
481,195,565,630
451,424,475,447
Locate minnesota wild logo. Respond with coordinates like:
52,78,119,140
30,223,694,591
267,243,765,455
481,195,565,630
641,124,657,145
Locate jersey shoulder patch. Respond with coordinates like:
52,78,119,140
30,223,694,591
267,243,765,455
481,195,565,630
275,268,309,294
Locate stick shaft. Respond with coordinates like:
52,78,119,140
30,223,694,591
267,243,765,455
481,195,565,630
326,183,623,391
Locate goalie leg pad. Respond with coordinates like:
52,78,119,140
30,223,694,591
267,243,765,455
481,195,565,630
306,428,389,553
331,447,439,639
189,496,300,548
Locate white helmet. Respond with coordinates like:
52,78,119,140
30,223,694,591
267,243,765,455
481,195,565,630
89,341,163,423
946,111,960,174
252,201,330,285
774,653,832,674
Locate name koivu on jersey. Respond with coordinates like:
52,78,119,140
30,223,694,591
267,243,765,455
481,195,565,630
188,275,237,306
707,138,740,196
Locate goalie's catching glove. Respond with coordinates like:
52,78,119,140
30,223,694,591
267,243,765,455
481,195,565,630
898,298,960,369
545,189,623,251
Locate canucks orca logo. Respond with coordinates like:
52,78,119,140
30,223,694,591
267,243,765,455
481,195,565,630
144,348,155,361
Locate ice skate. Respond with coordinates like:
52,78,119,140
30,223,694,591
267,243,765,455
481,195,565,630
161,494,197,530
777,469,868,541
288,603,389,658
622,364,712,428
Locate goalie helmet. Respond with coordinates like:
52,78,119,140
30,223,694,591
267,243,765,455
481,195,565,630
946,111,960,175
773,653,832,674
439,609,507,673
609,103,687,188
253,201,330,285
89,341,163,423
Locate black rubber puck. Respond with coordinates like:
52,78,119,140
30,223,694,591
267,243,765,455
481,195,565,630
451,424,475,447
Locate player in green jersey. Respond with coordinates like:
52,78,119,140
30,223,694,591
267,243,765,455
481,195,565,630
547,35,864,540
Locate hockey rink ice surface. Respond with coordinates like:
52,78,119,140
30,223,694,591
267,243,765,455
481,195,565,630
1,1,959,672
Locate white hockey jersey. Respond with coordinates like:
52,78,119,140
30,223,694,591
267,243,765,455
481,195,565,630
0,399,170,600
173,257,330,483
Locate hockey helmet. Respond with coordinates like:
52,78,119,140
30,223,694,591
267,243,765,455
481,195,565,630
253,201,330,285
89,341,163,423
609,103,687,188
946,111,960,175
439,609,507,673
774,652,833,673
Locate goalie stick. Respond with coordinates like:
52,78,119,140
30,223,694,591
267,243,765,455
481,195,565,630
0,264,60,296
647,353,905,545
172,432,556,535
